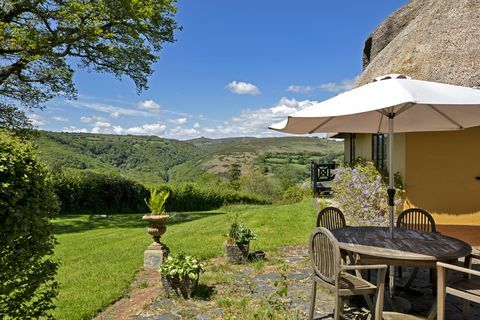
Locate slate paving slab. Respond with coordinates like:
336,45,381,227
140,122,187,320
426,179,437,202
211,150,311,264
137,246,479,320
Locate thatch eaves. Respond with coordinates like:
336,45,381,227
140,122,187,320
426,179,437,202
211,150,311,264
357,0,480,88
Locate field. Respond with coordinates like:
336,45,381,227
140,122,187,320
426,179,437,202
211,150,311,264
51,201,318,319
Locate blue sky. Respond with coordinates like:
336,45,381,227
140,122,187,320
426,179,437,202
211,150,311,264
30,0,409,140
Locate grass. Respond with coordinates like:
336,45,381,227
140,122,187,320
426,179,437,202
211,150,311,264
51,200,318,319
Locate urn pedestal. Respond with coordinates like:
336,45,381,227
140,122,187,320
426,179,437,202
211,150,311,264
143,214,170,271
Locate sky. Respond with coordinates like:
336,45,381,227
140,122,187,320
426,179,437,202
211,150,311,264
30,0,409,140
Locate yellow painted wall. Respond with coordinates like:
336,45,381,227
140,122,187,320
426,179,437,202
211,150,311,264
355,133,372,160
404,127,480,225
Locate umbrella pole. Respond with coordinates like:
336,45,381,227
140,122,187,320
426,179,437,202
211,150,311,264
388,114,395,239
388,113,396,298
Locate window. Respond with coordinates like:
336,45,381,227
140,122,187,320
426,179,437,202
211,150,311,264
349,134,356,164
372,134,388,172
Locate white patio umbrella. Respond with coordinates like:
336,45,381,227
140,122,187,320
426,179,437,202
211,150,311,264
269,74,480,239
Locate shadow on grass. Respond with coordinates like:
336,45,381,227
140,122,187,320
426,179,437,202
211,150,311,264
52,211,226,235
192,283,216,301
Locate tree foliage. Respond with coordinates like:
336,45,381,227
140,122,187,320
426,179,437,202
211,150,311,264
0,130,59,319
0,0,179,129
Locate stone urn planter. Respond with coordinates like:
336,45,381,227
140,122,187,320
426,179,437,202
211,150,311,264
143,214,169,248
225,242,249,264
143,189,170,270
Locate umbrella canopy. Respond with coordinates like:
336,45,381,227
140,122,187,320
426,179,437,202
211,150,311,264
269,76,480,135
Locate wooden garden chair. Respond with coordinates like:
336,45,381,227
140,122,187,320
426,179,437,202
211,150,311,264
309,227,387,320
316,206,346,230
396,208,436,289
437,253,480,320
317,207,353,266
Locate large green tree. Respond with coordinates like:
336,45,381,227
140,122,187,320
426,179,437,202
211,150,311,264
0,0,179,130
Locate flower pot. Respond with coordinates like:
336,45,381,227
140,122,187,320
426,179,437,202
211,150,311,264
225,242,249,264
162,274,198,299
142,214,169,245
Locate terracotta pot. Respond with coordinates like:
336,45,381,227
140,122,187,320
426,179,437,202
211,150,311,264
143,214,169,244
225,242,249,264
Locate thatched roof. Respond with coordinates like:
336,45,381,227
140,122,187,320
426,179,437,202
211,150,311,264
357,0,480,87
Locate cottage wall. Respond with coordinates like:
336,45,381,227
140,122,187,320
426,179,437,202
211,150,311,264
404,126,480,225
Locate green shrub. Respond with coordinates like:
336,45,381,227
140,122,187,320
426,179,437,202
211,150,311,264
52,170,149,214
0,130,59,319
281,185,307,204
240,170,282,201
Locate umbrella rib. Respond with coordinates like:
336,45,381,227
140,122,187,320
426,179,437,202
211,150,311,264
376,112,384,133
427,104,464,129
308,117,334,134
395,102,414,116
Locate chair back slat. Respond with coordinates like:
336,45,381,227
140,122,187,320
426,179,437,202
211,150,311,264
309,227,341,284
396,208,436,233
316,207,346,230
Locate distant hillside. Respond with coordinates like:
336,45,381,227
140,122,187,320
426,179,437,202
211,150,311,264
34,131,206,184
35,132,344,186
170,136,344,182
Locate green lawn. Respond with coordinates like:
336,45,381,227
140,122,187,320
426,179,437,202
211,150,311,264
52,200,318,319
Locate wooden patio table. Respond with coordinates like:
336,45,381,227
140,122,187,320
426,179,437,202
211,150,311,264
331,226,472,319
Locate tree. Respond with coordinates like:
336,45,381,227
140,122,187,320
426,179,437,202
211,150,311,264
0,130,59,318
0,0,180,130
227,163,242,190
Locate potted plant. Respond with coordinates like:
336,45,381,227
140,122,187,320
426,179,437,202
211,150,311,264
159,252,205,299
143,188,170,249
225,221,256,263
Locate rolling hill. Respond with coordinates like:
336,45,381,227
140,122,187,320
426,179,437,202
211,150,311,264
34,132,344,185
34,131,206,185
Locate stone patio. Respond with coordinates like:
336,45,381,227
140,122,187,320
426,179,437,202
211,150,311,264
126,246,479,320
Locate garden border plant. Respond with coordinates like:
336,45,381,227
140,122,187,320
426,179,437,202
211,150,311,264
224,215,257,264
159,252,205,299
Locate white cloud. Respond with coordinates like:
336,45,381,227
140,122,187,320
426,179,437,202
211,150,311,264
226,81,261,96
63,126,88,133
169,117,188,125
163,97,318,139
110,111,121,119
69,100,158,118
52,116,69,122
287,77,357,94
125,123,167,136
27,114,46,127
318,78,357,93
80,115,108,123
77,119,167,136
61,96,321,140
137,100,161,112
287,85,315,94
